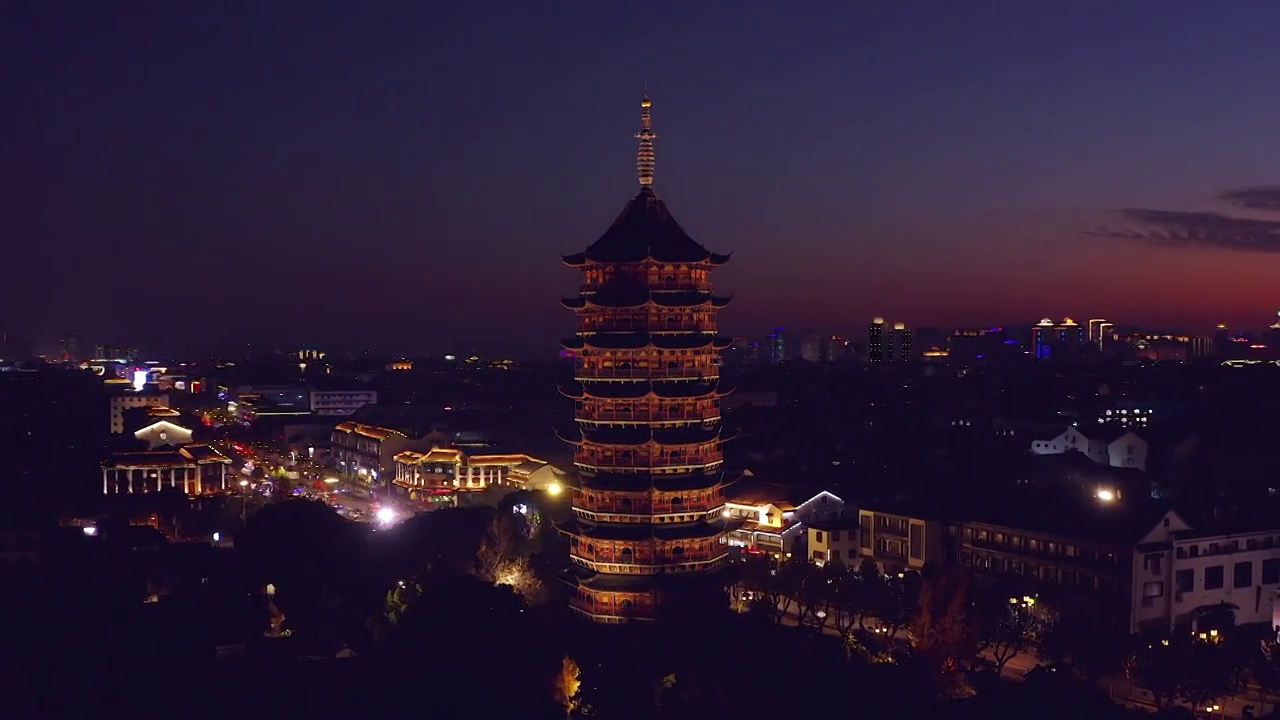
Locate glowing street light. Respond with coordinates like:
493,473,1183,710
545,482,562,496
1096,488,1115,502
376,507,398,525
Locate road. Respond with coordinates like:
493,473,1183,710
753,603,1265,718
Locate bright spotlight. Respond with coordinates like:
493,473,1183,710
1096,488,1115,502
82,526,98,537
323,477,339,484
545,482,562,496
376,507,398,525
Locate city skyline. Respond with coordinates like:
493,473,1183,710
7,4,1280,353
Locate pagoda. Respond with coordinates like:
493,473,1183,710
557,94,736,623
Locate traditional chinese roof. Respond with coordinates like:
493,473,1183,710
333,422,403,441
560,333,733,351
180,444,232,464
561,289,733,310
559,380,730,400
562,187,731,266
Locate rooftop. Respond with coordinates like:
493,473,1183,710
725,481,814,510
564,187,730,265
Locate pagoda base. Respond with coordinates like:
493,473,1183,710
564,567,729,624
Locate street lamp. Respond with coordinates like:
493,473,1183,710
239,479,250,523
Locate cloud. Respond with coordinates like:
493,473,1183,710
1220,186,1280,211
1086,208,1280,252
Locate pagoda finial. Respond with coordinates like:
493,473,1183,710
636,92,656,187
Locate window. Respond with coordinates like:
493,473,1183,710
1205,565,1224,590
1143,554,1162,571
1143,581,1164,598
1175,569,1194,593
814,531,824,543
831,531,841,542
1264,558,1280,585
831,550,841,561
1234,561,1253,589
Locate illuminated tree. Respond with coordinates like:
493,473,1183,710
553,655,582,718
475,513,517,580
911,564,978,698
493,555,543,601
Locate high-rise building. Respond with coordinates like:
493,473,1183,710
868,318,886,363
1032,318,1086,359
767,328,786,363
822,335,848,363
799,330,821,363
889,322,912,362
1087,319,1109,350
558,94,733,623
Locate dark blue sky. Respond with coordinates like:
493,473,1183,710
7,2,1280,356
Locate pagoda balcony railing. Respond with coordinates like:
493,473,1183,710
578,409,720,423
582,281,711,293
575,365,719,380
571,549,722,565
579,320,716,333
573,498,722,515
574,509,723,524
574,453,721,468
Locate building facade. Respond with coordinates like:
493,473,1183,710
311,390,378,417
1133,517,1280,633
393,448,564,494
856,506,946,572
558,95,735,623
101,444,232,494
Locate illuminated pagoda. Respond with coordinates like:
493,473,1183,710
557,93,736,622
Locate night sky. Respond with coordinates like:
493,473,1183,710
7,3,1280,356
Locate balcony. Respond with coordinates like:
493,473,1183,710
578,409,720,423
875,523,909,538
575,365,719,380
575,497,721,515
575,453,722,469
579,319,716,333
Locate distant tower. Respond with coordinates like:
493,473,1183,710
891,322,912,362
868,318,886,363
1088,319,1108,350
559,93,734,623
768,328,786,363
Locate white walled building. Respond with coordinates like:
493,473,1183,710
1030,426,1148,472
134,420,193,450
1133,514,1280,633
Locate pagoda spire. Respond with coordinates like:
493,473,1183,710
635,92,656,187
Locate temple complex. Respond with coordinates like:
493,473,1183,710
558,94,736,622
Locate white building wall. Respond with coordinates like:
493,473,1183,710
1131,515,1280,632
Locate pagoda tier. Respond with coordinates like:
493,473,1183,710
559,94,734,623
560,334,735,351
558,380,731,400
561,290,733,310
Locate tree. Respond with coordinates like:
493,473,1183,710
1175,633,1247,713
1132,638,1187,710
1251,639,1280,715
1039,598,1132,687
829,564,865,639
973,576,1048,676
235,499,358,609
553,655,582,718
475,512,518,580
911,564,978,698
